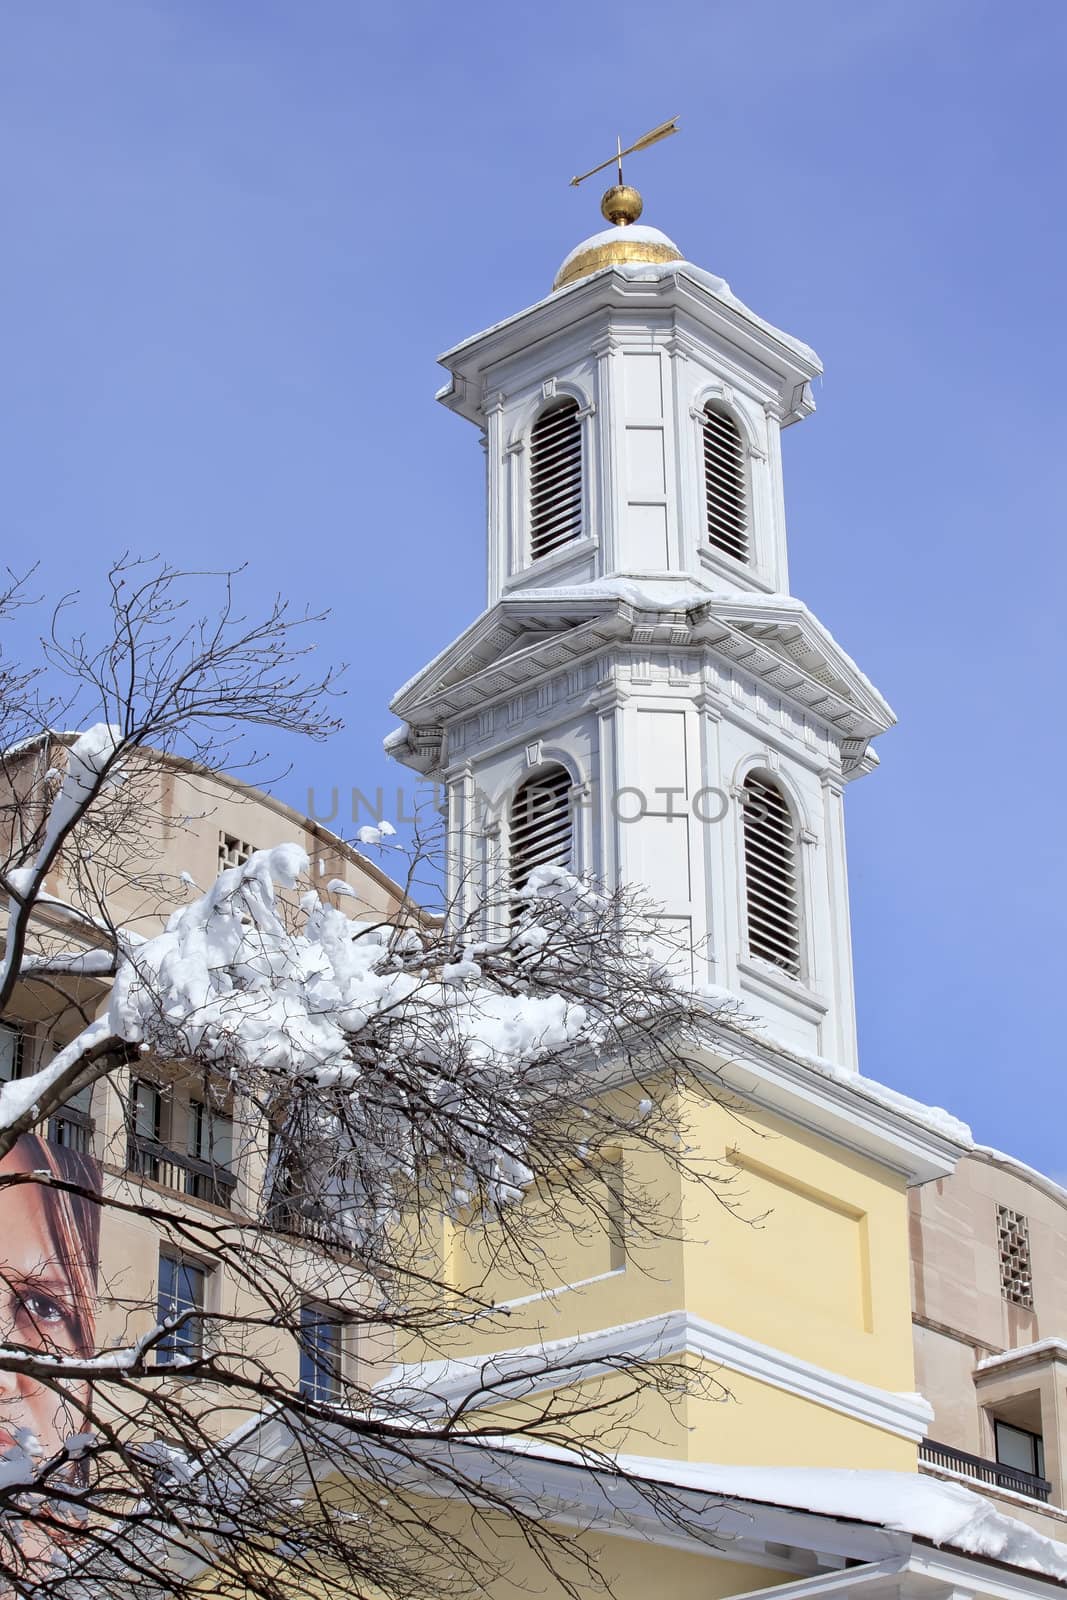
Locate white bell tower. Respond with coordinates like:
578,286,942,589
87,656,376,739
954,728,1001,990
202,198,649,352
389,186,894,1070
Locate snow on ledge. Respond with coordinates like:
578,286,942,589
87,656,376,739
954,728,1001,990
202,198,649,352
976,1339,1067,1375
782,1042,973,1149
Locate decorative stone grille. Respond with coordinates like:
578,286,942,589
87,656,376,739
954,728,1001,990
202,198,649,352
997,1205,1034,1308
219,832,254,871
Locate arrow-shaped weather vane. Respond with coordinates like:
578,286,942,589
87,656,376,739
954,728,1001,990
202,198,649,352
570,117,680,189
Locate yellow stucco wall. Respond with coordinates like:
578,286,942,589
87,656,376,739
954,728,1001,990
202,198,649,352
679,1092,915,1394
425,1074,918,1474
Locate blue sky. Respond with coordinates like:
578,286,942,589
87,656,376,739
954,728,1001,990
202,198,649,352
1,1,1064,1170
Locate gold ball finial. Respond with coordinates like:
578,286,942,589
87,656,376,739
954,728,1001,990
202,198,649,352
600,184,643,226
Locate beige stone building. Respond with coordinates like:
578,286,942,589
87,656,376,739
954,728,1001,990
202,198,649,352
0,749,410,1410
912,1146,1067,1539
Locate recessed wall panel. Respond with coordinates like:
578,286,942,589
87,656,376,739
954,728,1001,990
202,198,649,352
623,351,663,418
626,504,669,568
626,427,666,497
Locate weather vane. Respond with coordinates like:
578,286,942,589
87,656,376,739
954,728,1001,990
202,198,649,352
570,117,680,191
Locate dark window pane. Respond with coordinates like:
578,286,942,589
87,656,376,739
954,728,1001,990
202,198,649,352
0,1025,24,1083
995,1420,1042,1477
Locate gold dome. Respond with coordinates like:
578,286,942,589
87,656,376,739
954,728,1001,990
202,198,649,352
553,190,684,292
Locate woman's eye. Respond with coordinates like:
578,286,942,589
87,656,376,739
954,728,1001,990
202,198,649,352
18,1292,66,1326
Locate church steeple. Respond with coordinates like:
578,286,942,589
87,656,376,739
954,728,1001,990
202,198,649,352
391,188,894,1070
436,184,819,604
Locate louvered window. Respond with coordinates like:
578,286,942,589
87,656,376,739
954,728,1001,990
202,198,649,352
529,400,583,562
703,404,748,563
742,774,801,976
510,764,572,912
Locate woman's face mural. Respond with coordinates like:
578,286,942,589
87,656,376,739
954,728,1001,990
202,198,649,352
0,1136,101,1464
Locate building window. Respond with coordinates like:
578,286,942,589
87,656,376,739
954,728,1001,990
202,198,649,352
702,403,748,564
218,832,254,871
188,1100,233,1169
127,1077,165,1182
49,1081,94,1153
4,1027,95,1150
299,1304,345,1403
995,1419,1045,1481
127,1081,237,1207
0,1022,24,1082
997,1205,1034,1308
131,1078,164,1142
186,1099,236,1206
157,1252,207,1365
742,773,801,977
529,399,583,562
509,764,573,913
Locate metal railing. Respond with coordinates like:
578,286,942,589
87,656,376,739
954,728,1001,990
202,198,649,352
126,1133,237,1209
920,1438,1052,1502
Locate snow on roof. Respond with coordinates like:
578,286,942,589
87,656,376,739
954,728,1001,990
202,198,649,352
625,262,821,368
391,576,888,714
485,1440,1067,1581
613,1457,1067,1579
517,576,726,608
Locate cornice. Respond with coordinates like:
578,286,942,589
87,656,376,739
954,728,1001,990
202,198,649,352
379,1308,934,1443
436,265,821,427
388,591,894,768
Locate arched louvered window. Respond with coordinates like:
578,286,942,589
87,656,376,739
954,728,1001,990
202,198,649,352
529,399,583,562
510,764,572,910
742,773,801,977
702,403,749,563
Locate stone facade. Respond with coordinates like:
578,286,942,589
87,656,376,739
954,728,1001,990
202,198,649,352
912,1147,1067,1538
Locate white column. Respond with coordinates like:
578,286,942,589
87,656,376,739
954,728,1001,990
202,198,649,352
592,335,620,573
820,771,859,1070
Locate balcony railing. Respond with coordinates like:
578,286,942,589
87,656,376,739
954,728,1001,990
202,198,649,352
266,1194,338,1246
126,1134,237,1209
920,1438,1052,1502
48,1105,94,1155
